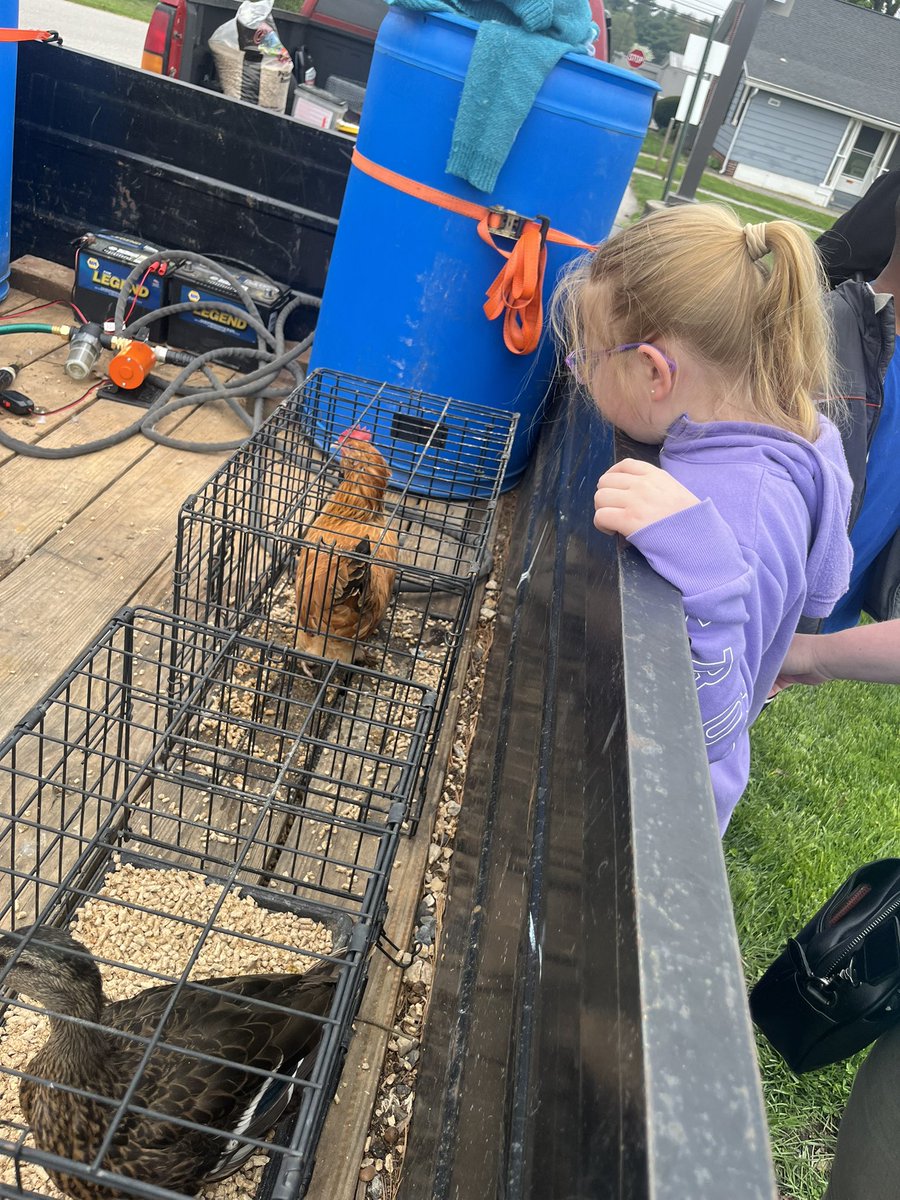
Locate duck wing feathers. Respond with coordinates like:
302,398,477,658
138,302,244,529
97,961,341,1187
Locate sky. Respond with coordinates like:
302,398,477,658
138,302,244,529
652,0,731,18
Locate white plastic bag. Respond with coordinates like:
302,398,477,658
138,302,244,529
235,0,290,61
209,1,292,112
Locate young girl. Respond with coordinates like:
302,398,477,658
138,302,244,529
555,204,853,834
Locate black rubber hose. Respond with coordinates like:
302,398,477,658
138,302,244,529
139,336,314,453
0,254,319,458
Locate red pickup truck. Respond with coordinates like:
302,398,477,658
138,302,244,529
141,0,609,94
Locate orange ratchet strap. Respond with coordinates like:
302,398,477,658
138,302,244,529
0,28,61,42
351,148,596,356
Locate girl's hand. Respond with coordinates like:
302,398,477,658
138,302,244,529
593,459,701,538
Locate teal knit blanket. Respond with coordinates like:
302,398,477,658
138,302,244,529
389,0,597,193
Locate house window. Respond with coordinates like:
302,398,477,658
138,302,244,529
844,125,883,181
767,97,781,107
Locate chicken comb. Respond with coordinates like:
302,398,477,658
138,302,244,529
336,426,373,445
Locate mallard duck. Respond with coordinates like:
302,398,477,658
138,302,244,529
0,926,343,1200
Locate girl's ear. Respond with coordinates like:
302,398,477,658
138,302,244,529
636,344,676,401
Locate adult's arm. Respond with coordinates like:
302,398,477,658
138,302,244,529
777,620,900,687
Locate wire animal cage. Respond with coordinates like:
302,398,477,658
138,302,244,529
173,370,517,826
0,606,435,1200
296,368,518,501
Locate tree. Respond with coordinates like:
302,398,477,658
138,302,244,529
845,0,899,17
610,9,637,55
608,0,715,66
630,2,713,64
652,95,680,130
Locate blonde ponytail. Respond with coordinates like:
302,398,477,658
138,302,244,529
748,219,834,440
553,204,834,442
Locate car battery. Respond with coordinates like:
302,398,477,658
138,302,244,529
73,232,168,341
166,261,289,369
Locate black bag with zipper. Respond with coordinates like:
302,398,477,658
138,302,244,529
750,859,900,1074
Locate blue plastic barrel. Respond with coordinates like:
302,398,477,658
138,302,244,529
309,9,657,493
0,0,17,303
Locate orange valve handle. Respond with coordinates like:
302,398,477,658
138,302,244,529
108,340,156,389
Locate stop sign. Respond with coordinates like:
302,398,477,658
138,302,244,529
627,47,645,68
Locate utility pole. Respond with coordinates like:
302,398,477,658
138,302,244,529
667,0,767,206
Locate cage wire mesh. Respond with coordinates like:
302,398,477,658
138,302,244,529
173,369,517,826
0,606,436,1200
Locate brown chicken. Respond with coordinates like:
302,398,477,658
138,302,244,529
294,428,399,664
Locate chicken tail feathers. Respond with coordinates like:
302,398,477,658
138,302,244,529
337,540,371,607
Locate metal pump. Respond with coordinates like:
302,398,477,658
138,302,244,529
64,322,103,380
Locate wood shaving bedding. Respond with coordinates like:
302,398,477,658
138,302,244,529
0,864,333,1200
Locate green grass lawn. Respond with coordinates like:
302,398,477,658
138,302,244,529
628,169,822,234
60,0,299,21
726,674,900,1200
635,131,836,233
64,0,156,21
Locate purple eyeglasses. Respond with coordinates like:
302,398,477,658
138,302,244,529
565,342,678,387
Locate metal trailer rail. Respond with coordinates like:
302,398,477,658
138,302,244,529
403,389,779,1200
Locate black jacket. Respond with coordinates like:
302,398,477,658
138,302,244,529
825,280,899,622
816,171,900,289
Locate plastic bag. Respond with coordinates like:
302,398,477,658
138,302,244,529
235,0,290,62
209,1,293,112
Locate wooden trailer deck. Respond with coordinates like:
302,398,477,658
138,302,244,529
0,277,253,724
0,263,504,1200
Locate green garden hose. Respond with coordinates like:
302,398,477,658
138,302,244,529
0,323,63,335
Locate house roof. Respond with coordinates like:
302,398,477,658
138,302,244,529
741,0,900,127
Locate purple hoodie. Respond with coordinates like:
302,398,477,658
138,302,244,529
628,414,853,834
